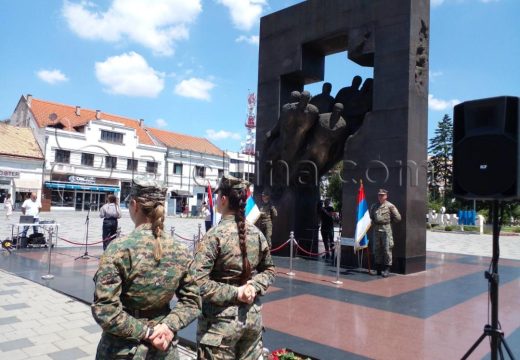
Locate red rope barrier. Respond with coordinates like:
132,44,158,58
175,233,196,241
58,233,117,246
293,239,336,257
270,239,291,253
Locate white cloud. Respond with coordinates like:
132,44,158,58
36,69,69,84
206,129,241,141
95,52,165,97
155,118,168,128
174,78,215,101
217,0,266,31
428,94,461,111
62,0,202,56
236,35,259,45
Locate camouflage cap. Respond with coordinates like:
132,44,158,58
128,177,167,202
378,189,388,195
217,175,249,192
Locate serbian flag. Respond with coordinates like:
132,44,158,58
207,181,216,227
355,182,371,249
245,186,261,224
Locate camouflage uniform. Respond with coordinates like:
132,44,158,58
192,215,276,360
92,224,201,360
369,201,401,268
255,201,277,248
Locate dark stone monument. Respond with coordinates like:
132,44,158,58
256,0,429,274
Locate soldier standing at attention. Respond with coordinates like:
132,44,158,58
369,189,401,278
92,178,200,359
192,175,276,359
255,190,277,249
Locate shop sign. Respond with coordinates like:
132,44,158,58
0,169,20,178
68,175,96,184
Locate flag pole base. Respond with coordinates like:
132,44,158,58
41,274,54,280
286,272,295,277
331,280,343,285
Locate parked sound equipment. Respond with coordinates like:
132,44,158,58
454,96,518,359
28,232,46,247
453,96,519,199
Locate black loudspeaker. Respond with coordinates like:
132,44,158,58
453,96,520,200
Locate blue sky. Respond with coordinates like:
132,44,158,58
0,0,519,152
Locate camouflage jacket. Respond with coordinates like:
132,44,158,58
256,201,277,225
92,223,200,340
192,215,276,309
370,201,401,226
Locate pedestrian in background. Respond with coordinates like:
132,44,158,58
99,194,121,250
201,201,212,232
4,193,13,221
21,192,41,237
255,190,277,249
369,189,401,277
192,175,275,359
92,178,200,359
319,198,335,260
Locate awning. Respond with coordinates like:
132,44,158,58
45,181,120,192
14,178,42,191
171,190,192,197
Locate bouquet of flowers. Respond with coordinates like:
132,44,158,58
269,348,311,360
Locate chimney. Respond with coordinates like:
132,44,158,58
139,118,144,127
26,94,32,107
75,106,81,116
95,110,101,120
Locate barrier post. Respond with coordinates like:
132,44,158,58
332,237,343,285
287,231,295,277
198,223,202,241
170,226,175,238
116,226,121,239
192,235,197,257
42,226,54,280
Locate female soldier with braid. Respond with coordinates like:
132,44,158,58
92,178,200,359
192,175,276,359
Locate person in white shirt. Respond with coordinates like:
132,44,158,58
202,201,212,231
21,192,41,237
99,194,121,250
4,193,13,220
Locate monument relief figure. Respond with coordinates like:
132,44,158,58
309,82,334,114
334,75,362,119
343,78,374,135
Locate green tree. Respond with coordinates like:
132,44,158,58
323,162,343,210
428,114,453,206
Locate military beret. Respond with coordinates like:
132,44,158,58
217,175,249,192
378,189,388,195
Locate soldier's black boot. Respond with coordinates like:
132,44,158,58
376,264,382,276
382,266,390,278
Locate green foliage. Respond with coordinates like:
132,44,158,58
463,226,479,232
324,162,343,210
428,114,453,206
444,225,453,231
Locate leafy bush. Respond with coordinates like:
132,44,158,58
426,223,432,229
444,225,453,231
463,226,479,232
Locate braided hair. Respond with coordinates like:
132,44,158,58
218,179,251,285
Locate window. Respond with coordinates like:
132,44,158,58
100,130,124,144
230,159,239,164
195,166,205,177
173,163,183,175
81,153,94,167
127,159,138,171
146,161,158,174
105,156,117,169
55,150,70,163
218,169,224,178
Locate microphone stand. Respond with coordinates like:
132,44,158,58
75,203,97,260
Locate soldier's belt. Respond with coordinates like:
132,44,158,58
374,222,390,225
124,306,170,319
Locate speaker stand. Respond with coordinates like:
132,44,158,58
461,200,515,360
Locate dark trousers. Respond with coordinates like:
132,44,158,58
102,218,118,250
22,218,39,237
321,226,334,259
205,220,212,232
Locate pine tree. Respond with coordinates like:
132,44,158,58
428,114,453,205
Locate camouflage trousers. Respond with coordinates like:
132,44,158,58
256,223,272,249
197,303,263,360
96,332,179,360
374,226,393,266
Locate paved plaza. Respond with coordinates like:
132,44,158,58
1,208,520,359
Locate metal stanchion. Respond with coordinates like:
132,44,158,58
192,235,197,257
116,226,121,239
198,223,202,241
287,231,295,277
332,238,343,285
42,226,55,280
170,226,175,238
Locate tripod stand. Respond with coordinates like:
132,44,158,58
75,203,97,260
462,200,515,360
